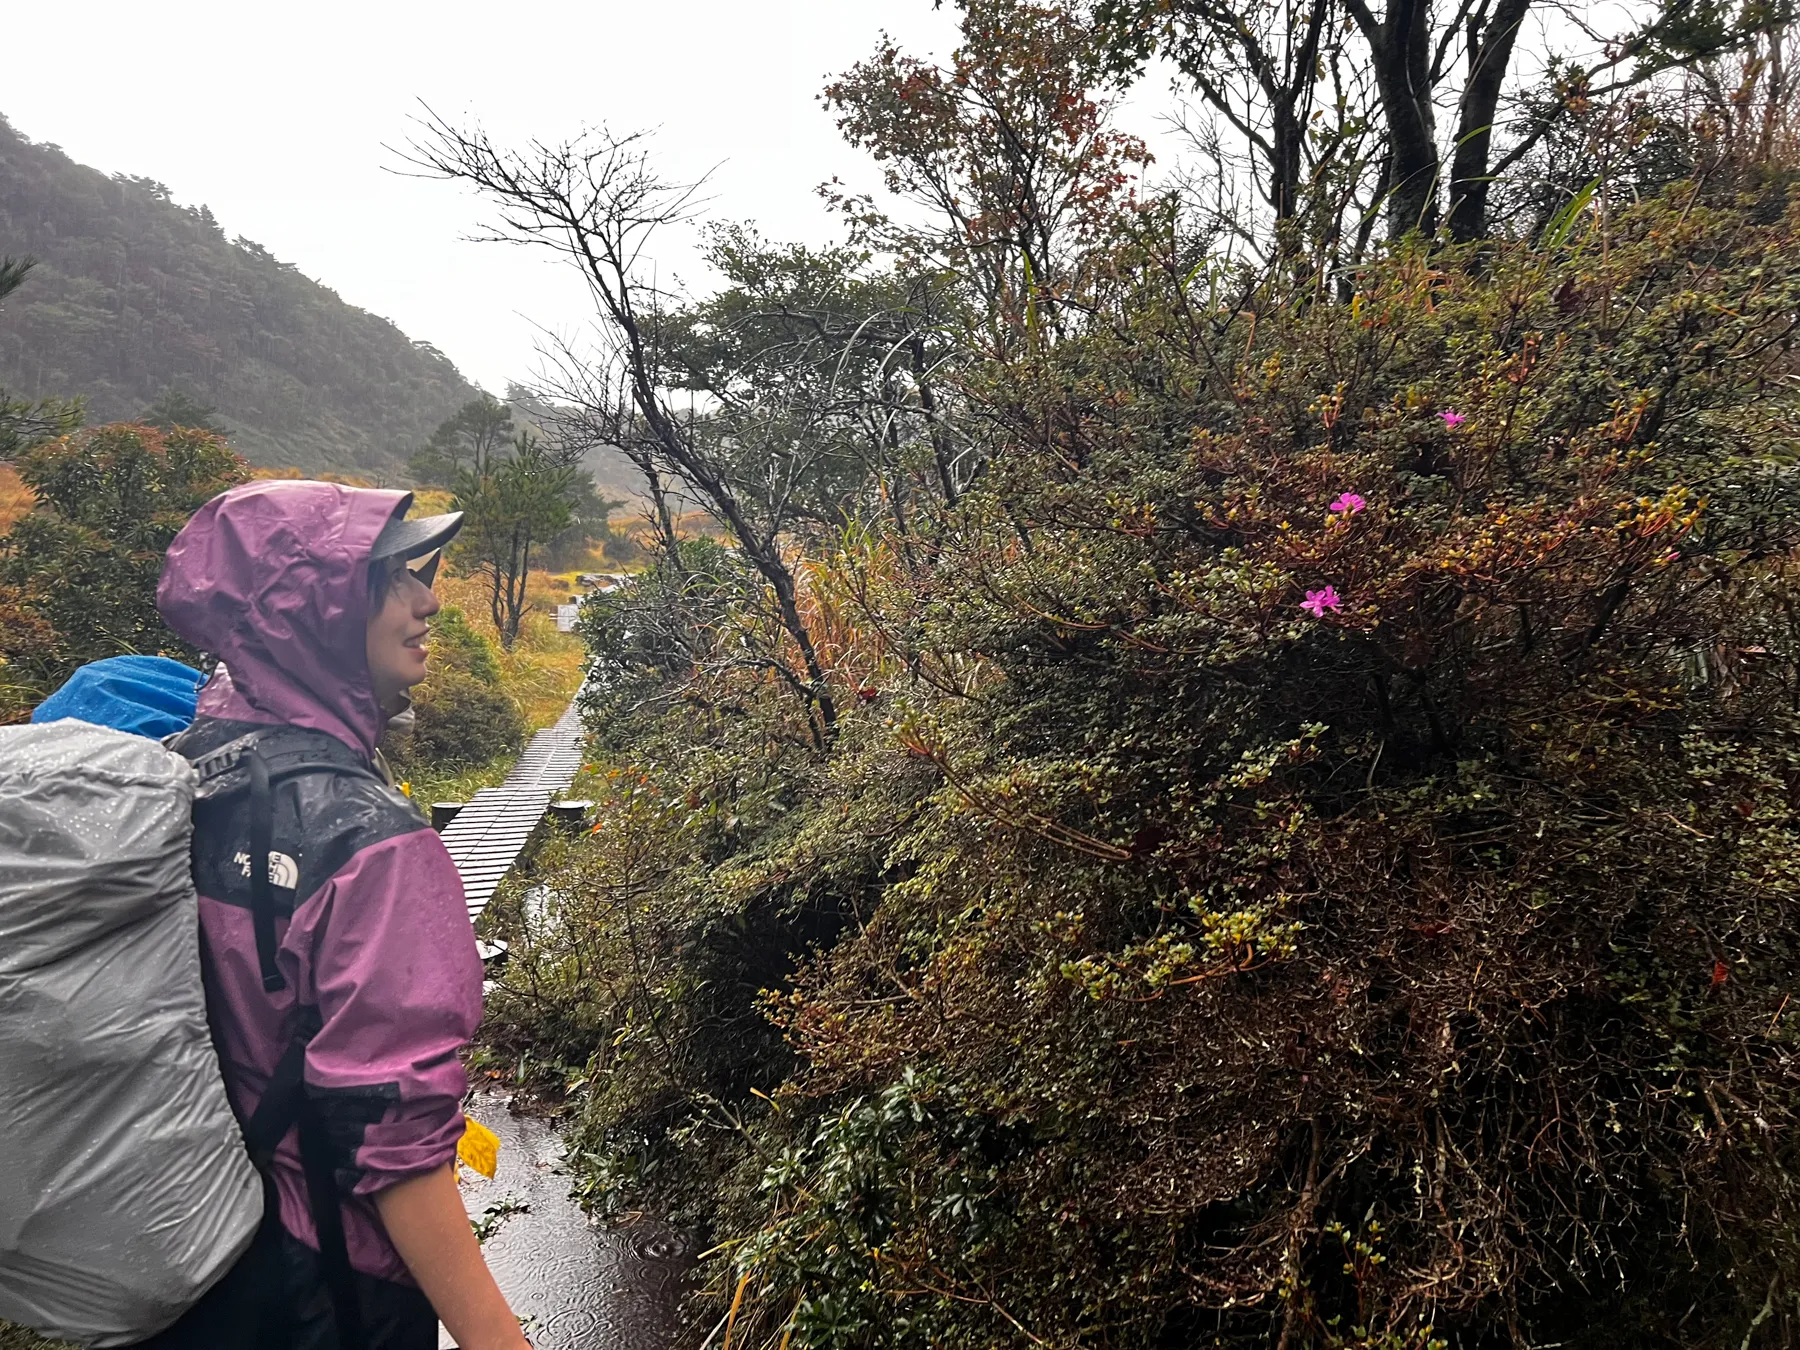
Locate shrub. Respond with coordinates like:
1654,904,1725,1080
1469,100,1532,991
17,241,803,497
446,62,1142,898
383,607,523,774
427,604,503,686
492,186,1800,1348
0,422,245,716
745,185,1800,1348
388,671,523,774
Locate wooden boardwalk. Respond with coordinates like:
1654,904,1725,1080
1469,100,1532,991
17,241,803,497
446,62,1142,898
440,686,588,933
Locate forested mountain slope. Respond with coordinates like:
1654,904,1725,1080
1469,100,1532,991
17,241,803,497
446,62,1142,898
0,115,477,473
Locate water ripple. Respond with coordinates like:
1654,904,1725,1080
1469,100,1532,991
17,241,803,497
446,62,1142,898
440,1094,689,1350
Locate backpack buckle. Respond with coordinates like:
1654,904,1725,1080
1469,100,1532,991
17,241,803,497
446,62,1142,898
192,745,245,780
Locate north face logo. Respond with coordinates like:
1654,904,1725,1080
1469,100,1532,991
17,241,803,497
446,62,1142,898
233,850,299,890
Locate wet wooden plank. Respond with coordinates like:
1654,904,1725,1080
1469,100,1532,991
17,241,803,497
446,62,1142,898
442,676,593,933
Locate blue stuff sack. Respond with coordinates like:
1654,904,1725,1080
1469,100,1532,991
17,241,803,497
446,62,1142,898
31,655,203,741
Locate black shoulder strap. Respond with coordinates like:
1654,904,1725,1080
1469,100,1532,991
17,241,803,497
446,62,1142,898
193,727,381,995
241,1016,314,1170
192,725,381,798
194,728,375,1350
297,1099,368,1350
237,1010,368,1350
246,750,281,994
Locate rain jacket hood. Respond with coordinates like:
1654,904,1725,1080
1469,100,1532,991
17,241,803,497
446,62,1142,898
158,480,410,759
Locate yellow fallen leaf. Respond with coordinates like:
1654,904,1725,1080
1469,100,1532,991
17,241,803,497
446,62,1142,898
458,1116,499,1179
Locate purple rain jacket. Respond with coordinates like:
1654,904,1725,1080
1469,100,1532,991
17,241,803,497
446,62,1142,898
157,479,483,1285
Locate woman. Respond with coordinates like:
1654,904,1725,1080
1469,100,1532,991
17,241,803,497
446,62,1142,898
152,479,529,1350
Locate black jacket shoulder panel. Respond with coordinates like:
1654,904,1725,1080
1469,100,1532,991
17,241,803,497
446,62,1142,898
174,717,429,916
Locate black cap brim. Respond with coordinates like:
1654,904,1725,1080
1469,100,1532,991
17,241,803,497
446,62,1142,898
372,509,464,563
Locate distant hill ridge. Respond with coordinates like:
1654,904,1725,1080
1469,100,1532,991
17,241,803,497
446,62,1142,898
0,114,478,474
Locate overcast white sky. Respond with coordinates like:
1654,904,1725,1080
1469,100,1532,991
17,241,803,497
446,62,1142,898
4,1,978,392
7,2,1606,395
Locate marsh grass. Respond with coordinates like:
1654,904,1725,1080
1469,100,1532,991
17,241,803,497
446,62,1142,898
0,1322,67,1350
388,564,590,807
431,568,587,731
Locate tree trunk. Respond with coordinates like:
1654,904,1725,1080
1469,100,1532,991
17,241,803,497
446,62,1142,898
487,562,506,643
1270,94,1303,227
1447,0,1533,243
910,333,959,507
498,523,531,650
1348,0,1440,238
1270,0,1329,233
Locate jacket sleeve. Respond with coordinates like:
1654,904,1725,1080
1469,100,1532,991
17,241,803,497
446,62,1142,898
294,827,483,1195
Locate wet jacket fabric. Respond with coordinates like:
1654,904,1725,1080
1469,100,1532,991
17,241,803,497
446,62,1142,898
157,480,483,1289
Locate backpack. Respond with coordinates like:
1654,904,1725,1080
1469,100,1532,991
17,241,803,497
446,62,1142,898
0,718,378,1349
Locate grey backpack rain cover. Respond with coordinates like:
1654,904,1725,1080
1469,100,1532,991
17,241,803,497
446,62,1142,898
0,720,262,1347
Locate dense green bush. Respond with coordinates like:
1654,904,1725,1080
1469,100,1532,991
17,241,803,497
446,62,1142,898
739,186,1800,1348
382,605,524,773
398,669,524,771
485,175,1800,1350
426,604,503,685
0,421,246,719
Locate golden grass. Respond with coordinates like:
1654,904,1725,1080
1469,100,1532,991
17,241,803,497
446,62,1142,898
0,465,32,534
431,567,587,733
671,508,729,541
247,465,377,488
410,486,455,516
396,752,518,814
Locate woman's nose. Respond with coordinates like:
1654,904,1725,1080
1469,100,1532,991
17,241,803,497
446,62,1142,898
412,575,442,618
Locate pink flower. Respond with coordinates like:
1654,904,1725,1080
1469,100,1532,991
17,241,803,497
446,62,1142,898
1440,410,1467,429
1300,586,1343,618
1330,492,1366,514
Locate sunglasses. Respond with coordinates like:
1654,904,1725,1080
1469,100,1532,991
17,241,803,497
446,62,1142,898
370,550,442,600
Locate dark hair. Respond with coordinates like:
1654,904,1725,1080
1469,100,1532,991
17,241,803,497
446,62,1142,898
367,554,407,604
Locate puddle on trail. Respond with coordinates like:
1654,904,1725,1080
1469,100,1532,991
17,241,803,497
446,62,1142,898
441,1094,690,1350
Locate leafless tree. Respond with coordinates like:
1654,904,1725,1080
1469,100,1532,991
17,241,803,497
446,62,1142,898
399,113,842,746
